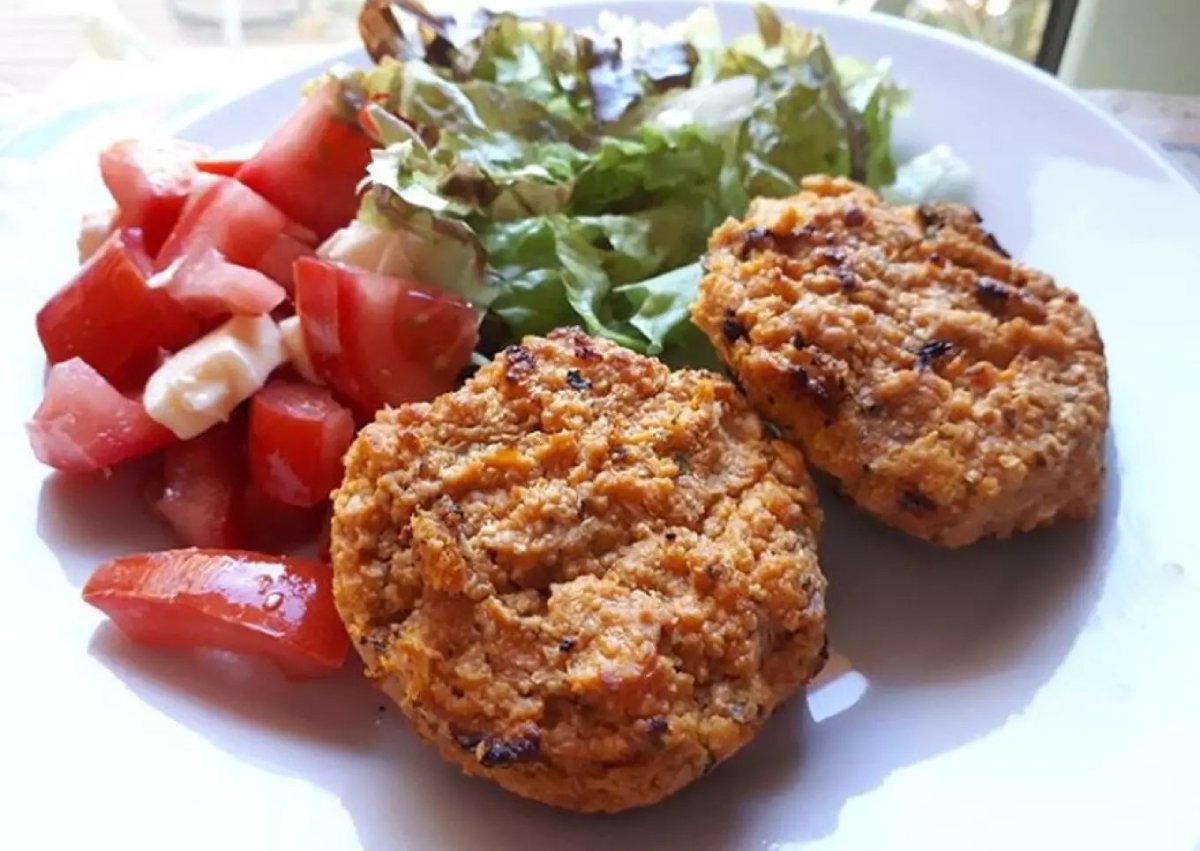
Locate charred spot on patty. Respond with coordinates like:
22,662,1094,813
565,369,591,391
644,716,669,747
917,203,944,229
738,226,776,258
571,336,601,361
453,729,485,751
835,267,858,291
479,731,542,768
975,276,1011,306
898,489,938,514
814,247,847,267
721,311,748,343
916,340,954,370
790,366,839,412
982,231,1011,258
504,345,536,382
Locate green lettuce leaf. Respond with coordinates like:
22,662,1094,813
336,1,925,370
483,217,584,339
717,5,904,197
838,57,909,187
359,1,699,125
455,12,587,120
571,123,725,213
481,205,715,354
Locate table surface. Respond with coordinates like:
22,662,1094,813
1,4,1197,188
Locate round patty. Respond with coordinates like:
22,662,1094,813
331,328,827,813
693,176,1109,548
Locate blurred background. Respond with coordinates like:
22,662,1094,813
0,0,1197,185
5,0,1200,92
4,0,1062,95
3,0,1200,91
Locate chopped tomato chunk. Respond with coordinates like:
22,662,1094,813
100,139,209,257
36,229,199,388
27,358,174,473
249,378,355,507
236,82,374,240
155,177,314,289
152,421,244,548
293,257,478,417
82,548,348,679
154,242,286,318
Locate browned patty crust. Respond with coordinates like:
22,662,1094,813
693,176,1109,547
331,328,827,812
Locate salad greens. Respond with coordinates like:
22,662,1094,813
330,1,957,366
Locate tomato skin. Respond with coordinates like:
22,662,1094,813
194,157,246,178
293,257,478,417
155,177,313,289
100,139,208,257
36,229,200,388
236,83,374,240
249,379,355,507
82,548,348,679
293,257,350,396
152,422,244,548
27,358,175,473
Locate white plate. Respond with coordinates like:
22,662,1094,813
6,2,1200,849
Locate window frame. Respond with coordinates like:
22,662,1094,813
1036,0,1081,72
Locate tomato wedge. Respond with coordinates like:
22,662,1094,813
36,229,200,388
236,82,374,240
27,358,174,473
154,242,286,318
152,421,244,548
249,379,355,507
155,176,315,289
83,548,348,679
293,257,478,417
100,139,209,257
